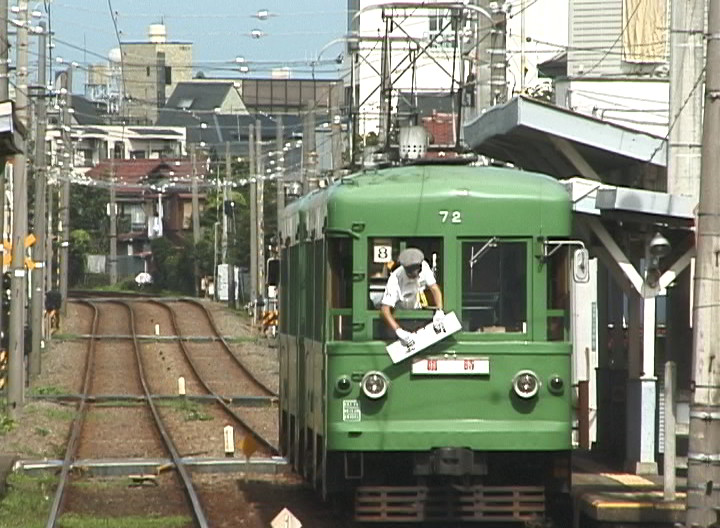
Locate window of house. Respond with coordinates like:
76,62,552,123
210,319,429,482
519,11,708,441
146,66,151,77
461,239,527,333
165,66,172,85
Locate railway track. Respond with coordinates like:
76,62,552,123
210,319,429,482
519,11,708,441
43,299,280,527
45,300,205,526
2,296,351,527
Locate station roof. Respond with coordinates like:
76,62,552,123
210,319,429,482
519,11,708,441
463,96,667,178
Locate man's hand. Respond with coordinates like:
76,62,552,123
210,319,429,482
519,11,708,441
432,310,445,333
395,328,415,347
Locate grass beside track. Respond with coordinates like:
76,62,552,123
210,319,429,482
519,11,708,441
0,473,191,528
0,473,56,528
57,513,190,528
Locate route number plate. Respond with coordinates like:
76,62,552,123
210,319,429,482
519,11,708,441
412,357,490,375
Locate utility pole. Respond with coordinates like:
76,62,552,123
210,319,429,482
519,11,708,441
224,141,234,309
687,1,720,525
275,116,284,229
190,145,200,297
0,0,8,286
330,89,343,178
29,21,47,379
0,0,9,375
8,0,29,415
489,5,508,106
379,13,391,150
109,166,117,285
249,124,257,321
58,68,71,317
302,107,316,194
256,119,265,321
223,142,230,264
0,0,8,101
667,0,703,452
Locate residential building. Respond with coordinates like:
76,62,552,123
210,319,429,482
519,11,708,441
85,158,207,276
120,24,193,124
46,94,187,174
543,0,669,136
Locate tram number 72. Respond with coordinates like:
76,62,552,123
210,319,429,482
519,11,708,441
438,210,462,224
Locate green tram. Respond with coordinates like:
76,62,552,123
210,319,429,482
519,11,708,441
278,163,577,524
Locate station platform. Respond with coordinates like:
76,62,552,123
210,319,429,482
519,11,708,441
572,451,685,526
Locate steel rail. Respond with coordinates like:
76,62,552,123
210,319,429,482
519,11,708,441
175,298,277,396
123,301,210,528
150,299,279,456
45,300,99,528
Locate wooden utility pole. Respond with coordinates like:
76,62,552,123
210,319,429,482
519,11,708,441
249,124,257,318
8,0,29,415
191,145,200,297
58,68,72,316
256,119,265,320
29,21,47,379
687,1,720,525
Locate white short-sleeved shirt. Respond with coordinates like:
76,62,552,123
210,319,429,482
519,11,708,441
381,261,437,310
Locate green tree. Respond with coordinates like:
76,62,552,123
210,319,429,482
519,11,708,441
69,184,109,254
68,229,90,287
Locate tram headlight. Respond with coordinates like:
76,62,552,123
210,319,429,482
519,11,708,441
361,371,389,400
512,370,540,399
335,375,352,395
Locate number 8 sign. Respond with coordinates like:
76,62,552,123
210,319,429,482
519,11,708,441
373,245,392,263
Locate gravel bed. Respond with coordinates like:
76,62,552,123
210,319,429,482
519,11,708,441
77,406,165,459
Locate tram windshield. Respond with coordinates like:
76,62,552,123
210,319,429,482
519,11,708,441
461,240,527,333
367,237,443,310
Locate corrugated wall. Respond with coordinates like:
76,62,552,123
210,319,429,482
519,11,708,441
569,0,624,77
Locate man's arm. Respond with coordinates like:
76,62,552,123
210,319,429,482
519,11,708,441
428,284,443,310
381,304,399,331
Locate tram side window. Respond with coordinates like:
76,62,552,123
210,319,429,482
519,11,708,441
547,248,569,341
328,237,352,340
313,239,325,341
461,240,526,333
367,237,443,310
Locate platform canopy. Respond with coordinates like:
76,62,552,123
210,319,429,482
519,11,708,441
463,96,666,181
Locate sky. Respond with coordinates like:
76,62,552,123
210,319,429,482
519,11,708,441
44,0,348,87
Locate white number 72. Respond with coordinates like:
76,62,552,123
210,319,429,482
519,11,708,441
439,210,462,224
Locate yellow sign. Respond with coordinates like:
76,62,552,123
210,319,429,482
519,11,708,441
24,257,35,270
24,233,36,247
241,434,258,458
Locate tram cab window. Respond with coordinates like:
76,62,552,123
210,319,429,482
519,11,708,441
367,237,443,310
461,240,526,333
547,248,569,341
329,237,353,340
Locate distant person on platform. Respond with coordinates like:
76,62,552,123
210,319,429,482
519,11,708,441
380,248,444,347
